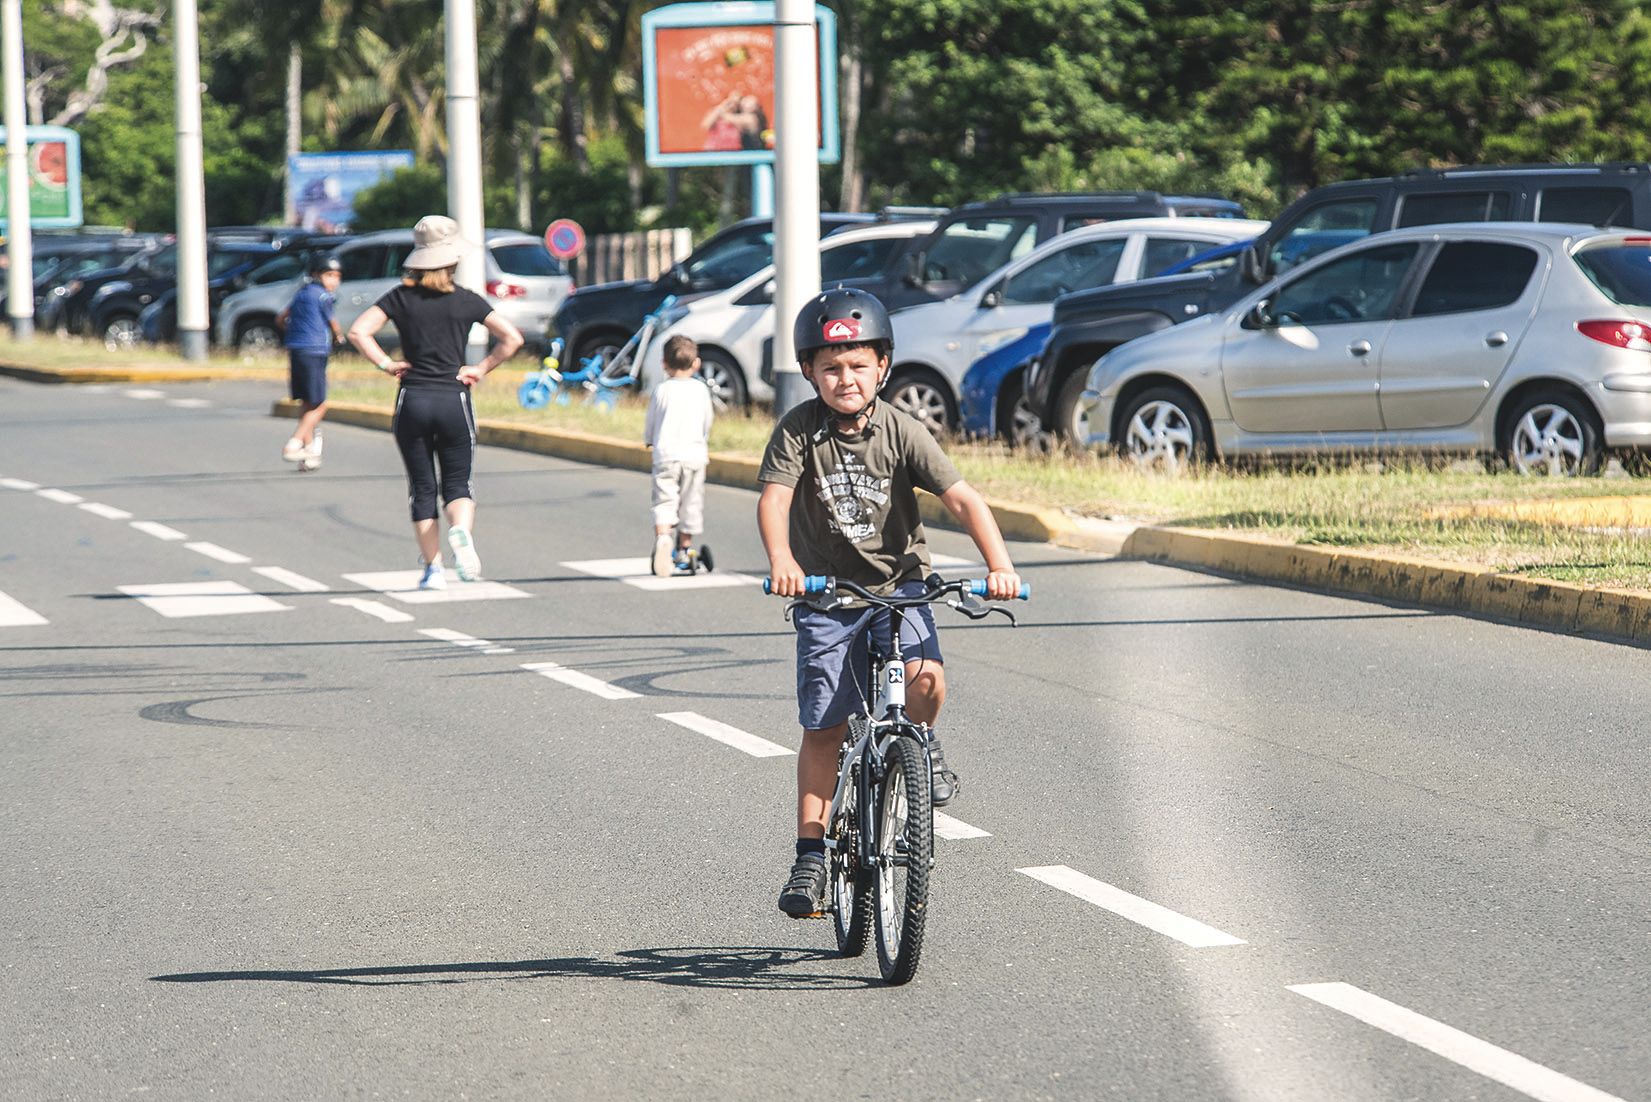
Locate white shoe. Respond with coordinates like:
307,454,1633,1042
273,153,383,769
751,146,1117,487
447,527,481,582
310,431,323,457
281,437,305,462
418,561,446,590
651,534,674,577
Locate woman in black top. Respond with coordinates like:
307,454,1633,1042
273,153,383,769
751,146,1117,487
347,215,523,589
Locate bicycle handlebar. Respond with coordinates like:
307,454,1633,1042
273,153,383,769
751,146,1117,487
762,575,1030,601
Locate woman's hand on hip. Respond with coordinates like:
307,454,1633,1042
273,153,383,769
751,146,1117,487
457,364,488,387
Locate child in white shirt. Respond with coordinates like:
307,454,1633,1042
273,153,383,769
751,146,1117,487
644,335,715,576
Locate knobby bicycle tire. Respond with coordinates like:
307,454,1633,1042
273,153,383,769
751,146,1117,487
832,762,871,957
874,734,933,984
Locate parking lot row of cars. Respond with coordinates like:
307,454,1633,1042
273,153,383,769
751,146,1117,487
6,225,573,356
565,161,1651,475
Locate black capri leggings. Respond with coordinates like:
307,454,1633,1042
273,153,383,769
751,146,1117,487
392,386,476,521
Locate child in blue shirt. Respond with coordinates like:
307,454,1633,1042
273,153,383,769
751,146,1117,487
278,256,344,469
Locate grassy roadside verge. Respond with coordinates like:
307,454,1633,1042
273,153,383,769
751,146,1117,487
9,335,1651,591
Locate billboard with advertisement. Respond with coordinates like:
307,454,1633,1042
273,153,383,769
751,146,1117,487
287,150,415,231
0,125,83,230
643,2,838,167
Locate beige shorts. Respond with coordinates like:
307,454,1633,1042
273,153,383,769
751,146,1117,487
651,461,706,534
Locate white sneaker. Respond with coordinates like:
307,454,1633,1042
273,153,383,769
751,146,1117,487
418,561,446,590
281,437,305,462
651,534,674,577
447,527,481,582
310,431,323,457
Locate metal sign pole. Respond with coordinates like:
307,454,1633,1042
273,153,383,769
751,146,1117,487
173,0,209,361
444,0,487,361
3,0,33,339
771,0,820,413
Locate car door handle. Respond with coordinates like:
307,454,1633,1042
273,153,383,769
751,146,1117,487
1348,339,1372,357
1485,330,1509,347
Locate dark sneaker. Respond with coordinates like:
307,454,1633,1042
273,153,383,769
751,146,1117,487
930,740,959,807
778,853,828,917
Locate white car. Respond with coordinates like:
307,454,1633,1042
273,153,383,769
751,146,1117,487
640,220,937,407
887,216,1268,430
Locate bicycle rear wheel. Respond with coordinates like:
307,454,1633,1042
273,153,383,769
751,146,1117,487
831,763,871,957
873,734,933,984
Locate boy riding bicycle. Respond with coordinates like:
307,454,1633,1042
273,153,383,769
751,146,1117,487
759,288,1021,918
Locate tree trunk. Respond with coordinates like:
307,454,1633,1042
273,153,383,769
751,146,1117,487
558,50,588,172
838,9,865,212
49,1,161,128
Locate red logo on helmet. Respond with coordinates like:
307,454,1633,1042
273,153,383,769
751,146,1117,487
823,318,861,342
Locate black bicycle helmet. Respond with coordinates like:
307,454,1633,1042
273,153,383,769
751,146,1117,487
310,255,343,275
792,287,894,365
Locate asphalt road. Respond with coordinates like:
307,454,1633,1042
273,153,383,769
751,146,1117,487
1,377,1646,1101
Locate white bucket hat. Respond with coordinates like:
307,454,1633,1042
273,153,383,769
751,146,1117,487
404,214,466,270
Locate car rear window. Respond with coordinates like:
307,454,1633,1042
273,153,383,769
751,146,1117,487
1538,187,1634,226
491,242,566,277
1573,242,1651,306
1396,191,1512,228
1410,242,1539,316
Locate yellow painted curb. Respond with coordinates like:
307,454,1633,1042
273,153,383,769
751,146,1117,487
271,398,1651,644
1,360,284,385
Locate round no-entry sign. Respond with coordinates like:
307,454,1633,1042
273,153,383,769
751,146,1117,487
544,218,586,260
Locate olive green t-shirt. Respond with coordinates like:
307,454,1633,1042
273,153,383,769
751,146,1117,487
758,399,963,593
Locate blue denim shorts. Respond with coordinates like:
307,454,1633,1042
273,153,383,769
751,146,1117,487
793,580,943,731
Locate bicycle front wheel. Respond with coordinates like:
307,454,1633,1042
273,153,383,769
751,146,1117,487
831,765,871,957
873,734,933,984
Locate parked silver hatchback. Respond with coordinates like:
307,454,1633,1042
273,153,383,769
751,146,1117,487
1080,223,1651,474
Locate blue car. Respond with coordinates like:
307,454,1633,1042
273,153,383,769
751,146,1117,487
959,322,1051,444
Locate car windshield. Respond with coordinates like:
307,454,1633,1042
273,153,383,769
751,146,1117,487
491,242,565,277
208,250,264,278
1573,243,1651,307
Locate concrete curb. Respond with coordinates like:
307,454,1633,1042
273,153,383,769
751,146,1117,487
280,399,1651,645
0,360,284,385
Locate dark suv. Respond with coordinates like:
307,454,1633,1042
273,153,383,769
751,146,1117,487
858,191,1245,312
1026,162,1651,442
551,213,885,366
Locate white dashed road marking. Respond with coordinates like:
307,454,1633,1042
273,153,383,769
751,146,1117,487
167,398,212,409
1016,865,1246,948
185,541,252,565
1288,983,1627,1102
656,711,794,758
928,553,981,570
933,812,991,840
0,478,40,491
329,597,415,623
418,627,502,649
562,557,763,592
342,570,531,605
252,566,330,592
118,581,292,619
130,521,187,541
521,661,640,701
0,591,48,627
78,502,133,520
123,389,164,400
36,488,83,504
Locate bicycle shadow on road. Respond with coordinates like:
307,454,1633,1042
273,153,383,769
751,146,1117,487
151,945,879,992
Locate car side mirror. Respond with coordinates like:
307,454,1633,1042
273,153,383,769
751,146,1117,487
1245,299,1276,329
762,279,775,302
1240,243,1264,285
980,284,1002,310
667,262,689,289
902,252,923,287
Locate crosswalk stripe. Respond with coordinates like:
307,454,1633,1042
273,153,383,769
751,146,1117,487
124,388,164,400
251,566,330,592
0,590,48,627
1016,865,1246,948
521,661,640,701
933,812,991,840
341,570,531,605
656,711,793,757
561,557,762,592
130,521,187,541
79,502,133,520
117,581,291,618
329,597,415,623
184,541,251,564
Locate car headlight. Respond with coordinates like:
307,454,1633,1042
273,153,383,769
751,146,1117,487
976,327,1028,357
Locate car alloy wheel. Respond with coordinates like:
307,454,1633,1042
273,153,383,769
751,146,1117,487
1123,399,1197,471
102,316,140,351
888,377,953,434
1007,392,1054,453
697,349,748,411
1509,403,1589,477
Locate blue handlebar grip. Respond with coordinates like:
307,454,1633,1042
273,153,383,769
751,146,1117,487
763,575,832,595
967,579,1033,600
